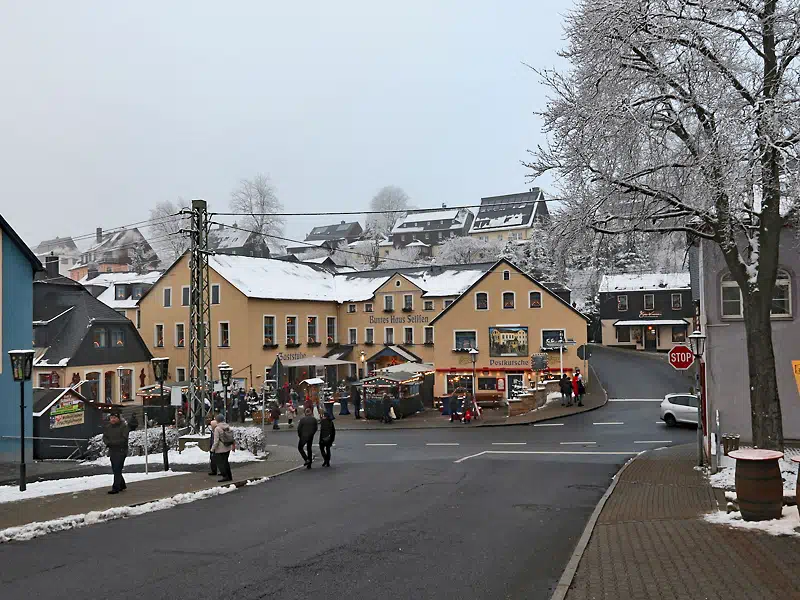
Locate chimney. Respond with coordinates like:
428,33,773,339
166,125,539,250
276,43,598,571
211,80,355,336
87,266,99,281
340,220,346,225
96,227,103,243
441,203,446,208
45,254,59,279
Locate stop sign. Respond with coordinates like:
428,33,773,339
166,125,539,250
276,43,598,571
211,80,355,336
668,344,695,370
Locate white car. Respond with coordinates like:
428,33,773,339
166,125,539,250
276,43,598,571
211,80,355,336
660,393,699,427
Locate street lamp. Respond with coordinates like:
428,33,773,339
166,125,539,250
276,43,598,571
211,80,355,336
8,349,34,492
468,348,479,421
218,361,232,423
360,350,366,378
688,330,707,467
151,357,170,472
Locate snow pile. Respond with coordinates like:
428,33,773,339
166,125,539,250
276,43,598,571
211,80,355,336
0,471,187,505
232,427,266,455
0,484,238,544
705,506,800,537
85,446,260,467
598,272,690,292
710,457,797,497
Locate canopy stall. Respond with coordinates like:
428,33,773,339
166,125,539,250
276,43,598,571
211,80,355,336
361,371,425,419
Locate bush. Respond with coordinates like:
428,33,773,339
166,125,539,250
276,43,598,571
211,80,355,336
230,426,265,455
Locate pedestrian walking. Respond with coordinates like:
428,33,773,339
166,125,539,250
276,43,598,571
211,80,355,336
286,392,297,427
269,399,281,430
319,411,336,467
207,419,218,475
297,407,318,468
382,392,393,424
290,387,299,409
571,373,581,407
351,385,362,419
211,415,235,482
560,374,572,406
103,409,129,494
575,369,585,407
128,412,139,432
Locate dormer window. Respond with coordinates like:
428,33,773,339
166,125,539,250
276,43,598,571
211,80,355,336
115,285,130,300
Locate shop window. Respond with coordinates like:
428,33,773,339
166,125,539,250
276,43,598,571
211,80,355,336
424,300,434,311
83,372,100,402
529,291,542,308
154,324,164,348
424,326,434,345
672,326,686,343
38,373,52,389
264,316,276,346
454,330,477,350
286,316,298,344
104,371,114,403
404,327,414,345
211,284,221,305
446,374,473,394
503,292,515,309
111,329,125,347
175,323,185,347
93,327,108,348
617,326,631,343
478,377,497,391
326,317,336,344
119,368,133,401
475,292,488,310
218,322,230,347
671,293,682,310
644,294,655,311
617,295,628,312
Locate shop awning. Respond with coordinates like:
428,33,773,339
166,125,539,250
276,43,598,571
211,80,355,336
376,362,434,374
365,345,422,364
281,357,356,368
301,377,325,386
324,345,354,361
614,319,689,326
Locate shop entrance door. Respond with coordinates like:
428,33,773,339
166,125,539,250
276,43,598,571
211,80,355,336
507,373,524,399
644,326,658,351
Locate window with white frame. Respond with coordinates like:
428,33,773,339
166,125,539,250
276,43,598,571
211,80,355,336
349,328,357,345
286,316,298,344
617,295,628,312
475,292,488,310
542,329,566,349
365,302,373,313
307,316,318,343
644,294,655,311
211,284,220,305
502,292,515,309
182,286,190,306
155,324,164,348
772,269,792,316
365,327,374,344
454,330,476,350
264,316,276,345
404,327,414,345
384,295,394,311
671,293,682,310
721,274,743,317
385,327,394,344
176,367,186,382
218,322,230,347
444,299,453,308
424,326,434,344
175,323,185,347
163,287,172,308
424,300,434,311
119,369,133,401
503,270,510,280
348,304,356,313
403,294,413,310
326,317,336,344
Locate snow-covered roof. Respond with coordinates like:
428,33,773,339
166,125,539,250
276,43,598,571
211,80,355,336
207,255,490,303
391,208,471,234
599,272,691,292
468,190,549,234
80,271,162,310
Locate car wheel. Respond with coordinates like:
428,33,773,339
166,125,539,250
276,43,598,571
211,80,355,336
664,414,677,427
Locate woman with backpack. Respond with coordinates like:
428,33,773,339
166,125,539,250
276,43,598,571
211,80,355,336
211,414,235,482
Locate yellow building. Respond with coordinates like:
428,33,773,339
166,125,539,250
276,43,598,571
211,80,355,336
137,254,586,400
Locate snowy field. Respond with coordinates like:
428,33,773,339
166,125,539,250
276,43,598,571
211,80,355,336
84,445,261,467
0,470,188,504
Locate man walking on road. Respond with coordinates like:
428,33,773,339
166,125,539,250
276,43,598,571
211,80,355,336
103,409,129,494
297,407,318,468
560,374,572,407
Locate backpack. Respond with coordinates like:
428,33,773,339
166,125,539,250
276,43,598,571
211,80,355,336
218,427,235,446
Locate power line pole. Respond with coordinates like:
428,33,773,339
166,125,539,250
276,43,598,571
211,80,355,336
188,199,213,434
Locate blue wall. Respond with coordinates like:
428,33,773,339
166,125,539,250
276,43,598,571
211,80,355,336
0,231,34,463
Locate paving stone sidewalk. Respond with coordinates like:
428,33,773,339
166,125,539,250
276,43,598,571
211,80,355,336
565,444,800,600
0,447,302,532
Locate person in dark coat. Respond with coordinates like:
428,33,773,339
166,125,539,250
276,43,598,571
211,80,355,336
127,412,139,432
560,374,573,407
297,407,318,468
103,410,129,494
319,412,336,467
382,393,392,424
449,392,460,422
269,400,281,430
351,385,362,419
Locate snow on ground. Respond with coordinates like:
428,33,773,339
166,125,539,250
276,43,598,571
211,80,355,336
705,506,800,537
0,484,238,544
710,456,797,497
0,470,188,505
84,445,261,467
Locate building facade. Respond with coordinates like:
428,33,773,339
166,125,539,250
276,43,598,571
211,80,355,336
78,270,161,322
599,273,692,351
32,236,81,276
691,233,800,443
390,207,474,255
69,227,159,281
468,189,549,243
1,214,43,462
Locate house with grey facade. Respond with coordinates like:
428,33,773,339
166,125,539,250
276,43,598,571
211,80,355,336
690,232,800,443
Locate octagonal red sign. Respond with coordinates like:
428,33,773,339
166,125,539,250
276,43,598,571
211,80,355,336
668,344,695,370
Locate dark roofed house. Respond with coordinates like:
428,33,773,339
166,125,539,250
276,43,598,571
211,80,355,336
390,207,474,252
469,189,549,243
287,221,364,257
208,223,271,258
69,227,159,281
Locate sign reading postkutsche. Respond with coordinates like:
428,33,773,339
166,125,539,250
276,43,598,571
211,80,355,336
50,390,85,429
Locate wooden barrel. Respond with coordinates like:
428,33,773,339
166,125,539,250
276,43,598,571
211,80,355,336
735,459,783,521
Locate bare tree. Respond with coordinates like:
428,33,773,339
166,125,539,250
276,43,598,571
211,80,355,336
381,246,423,269
433,236,505,265
149,198,190,263
529,0,800,449
365,186,410,238
230,174,285,241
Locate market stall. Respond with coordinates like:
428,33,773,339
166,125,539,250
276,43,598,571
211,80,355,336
361,371,425,420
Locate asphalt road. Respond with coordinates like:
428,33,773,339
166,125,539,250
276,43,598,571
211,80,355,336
0,347,696,600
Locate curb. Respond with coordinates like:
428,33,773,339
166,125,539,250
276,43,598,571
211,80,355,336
549,450,641,600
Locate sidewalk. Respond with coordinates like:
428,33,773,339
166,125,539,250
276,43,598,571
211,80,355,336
0,447,302,533
560,444,800,600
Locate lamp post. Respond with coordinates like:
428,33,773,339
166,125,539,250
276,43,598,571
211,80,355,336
360,350,366,379
688,330,707,467
469,348,479,421
218,361,232,423
9,350,34,492
151,357,170,472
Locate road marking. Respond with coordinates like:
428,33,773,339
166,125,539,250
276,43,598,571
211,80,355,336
266,444,279,447
593,422,624,425
656,421,666,425
454,450,637,463
634,440,672,444
609,398,662,402
365,443,397,447
560,441,597,445
426,443,460,446
492,442,527,446
534,423,564,427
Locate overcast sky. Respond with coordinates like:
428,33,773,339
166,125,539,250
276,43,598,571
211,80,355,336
0,1,571,249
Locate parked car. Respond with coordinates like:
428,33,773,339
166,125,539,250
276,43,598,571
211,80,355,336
660,393,699,427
